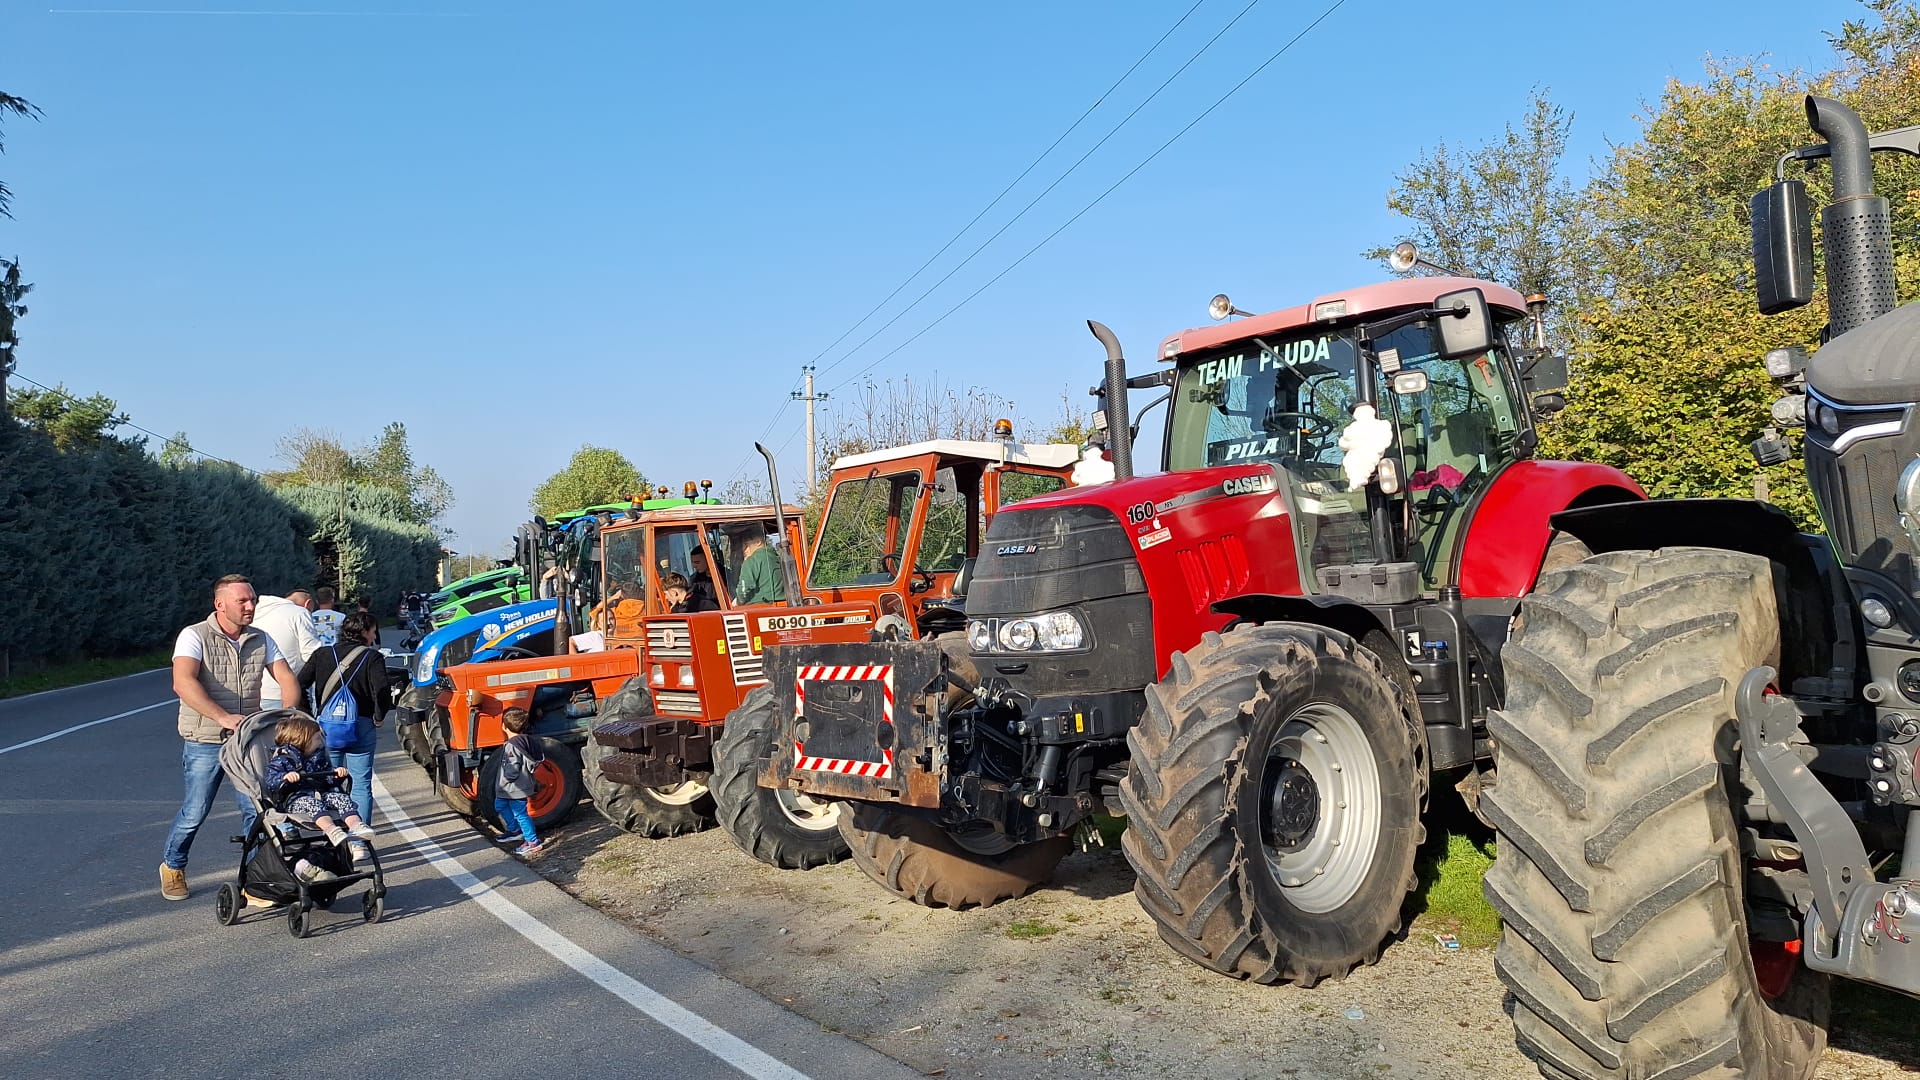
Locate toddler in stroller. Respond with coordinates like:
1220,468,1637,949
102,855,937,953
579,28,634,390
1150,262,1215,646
217,709,387,936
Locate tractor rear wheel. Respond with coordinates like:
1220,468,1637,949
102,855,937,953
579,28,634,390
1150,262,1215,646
1482,547,1828,1080
581,738,716,837
839,802,1071,909
713,686,848,869
1120,622,1426,986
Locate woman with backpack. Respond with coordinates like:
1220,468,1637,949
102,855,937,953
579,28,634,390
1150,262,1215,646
295,614,392,826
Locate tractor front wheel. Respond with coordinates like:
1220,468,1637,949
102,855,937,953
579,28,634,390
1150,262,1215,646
1482,547,1827,1079
839,802,1071,909
1120,622,1426,986
713,686,849,869
582,738,716,838
477,737,584,833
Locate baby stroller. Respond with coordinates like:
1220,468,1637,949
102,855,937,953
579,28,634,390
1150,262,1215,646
216,709,388,937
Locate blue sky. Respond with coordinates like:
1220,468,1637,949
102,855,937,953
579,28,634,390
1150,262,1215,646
1,0,1873,555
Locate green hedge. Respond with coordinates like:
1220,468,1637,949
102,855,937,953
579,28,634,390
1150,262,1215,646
0,420,441,669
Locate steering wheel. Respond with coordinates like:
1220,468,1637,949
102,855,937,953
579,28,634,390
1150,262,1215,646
494,646,540,661
878,552,902,576
1261,410,1331,456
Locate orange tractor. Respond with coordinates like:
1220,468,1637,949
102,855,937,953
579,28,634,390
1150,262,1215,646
586,438,1087,868
433,498,799,834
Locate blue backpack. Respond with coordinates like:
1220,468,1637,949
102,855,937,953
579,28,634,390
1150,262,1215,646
313,645,372,750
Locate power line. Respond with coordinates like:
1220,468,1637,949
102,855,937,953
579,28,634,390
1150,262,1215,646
825,0,1349,396
816,0,1263,381
723,372,806,485
8,370,264,474
805,0,1209,376
728,1,1214,489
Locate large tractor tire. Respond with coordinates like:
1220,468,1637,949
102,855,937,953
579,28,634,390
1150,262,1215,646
712,686,848,870
1120,622,1427,986
582,738,716,838
840,801,1072,909
1481,547,1829,1080
581,678,717,838
477,737,584,833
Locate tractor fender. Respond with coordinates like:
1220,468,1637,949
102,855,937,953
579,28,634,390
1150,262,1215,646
1550,498,1859,695
1456,461,1644,597
1212,594,1382,643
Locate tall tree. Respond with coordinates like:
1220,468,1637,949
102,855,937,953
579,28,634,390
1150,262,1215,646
270,427,361,487
0,92,40,220
362,421,455,526
529,445,649,518
158,430,194,467
1545,3,1920,528
1367,89,1584,325
0,256,29,418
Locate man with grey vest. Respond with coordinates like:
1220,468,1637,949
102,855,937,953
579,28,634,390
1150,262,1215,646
160,574,300,901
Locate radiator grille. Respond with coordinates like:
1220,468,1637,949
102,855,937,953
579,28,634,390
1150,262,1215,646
646,620,693,660
653,690,702,715
725,613,764,686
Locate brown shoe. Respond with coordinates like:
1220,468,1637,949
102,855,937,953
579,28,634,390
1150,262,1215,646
159,864,188,901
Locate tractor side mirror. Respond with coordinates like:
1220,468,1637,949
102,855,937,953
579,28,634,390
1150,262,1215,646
1532,392,1568,418
1434,288,1494,359
1524,352,1569,394
1752,180,1814,314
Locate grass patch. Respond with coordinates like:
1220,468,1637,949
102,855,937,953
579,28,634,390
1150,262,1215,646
1087,814,1128,846
1410,823,1502,947
1004,918,1063,939
0,649,171,700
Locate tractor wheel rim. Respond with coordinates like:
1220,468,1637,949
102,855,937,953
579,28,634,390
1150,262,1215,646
649,779,709,806
775,787,840,832
1259,702,1382,914
528,761,564,816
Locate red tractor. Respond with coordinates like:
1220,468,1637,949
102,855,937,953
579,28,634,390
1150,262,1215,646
1482,97,1920,1079
753,269,1641,984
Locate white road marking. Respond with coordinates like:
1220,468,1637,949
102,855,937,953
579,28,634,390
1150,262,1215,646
371,776,815,1080
0,701,172,755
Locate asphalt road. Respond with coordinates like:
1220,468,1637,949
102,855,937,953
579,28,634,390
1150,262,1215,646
0,667,919,1080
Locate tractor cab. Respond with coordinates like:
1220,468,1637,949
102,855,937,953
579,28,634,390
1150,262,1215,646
803,438,1082,638
1159,277,1558,594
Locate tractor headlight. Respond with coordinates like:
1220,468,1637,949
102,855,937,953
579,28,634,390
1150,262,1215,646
973,611,1088,653
967,620,994,653
415,645,439,682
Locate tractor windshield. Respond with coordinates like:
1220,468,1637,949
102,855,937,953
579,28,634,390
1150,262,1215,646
808,469,925,589
1167,328,1362,479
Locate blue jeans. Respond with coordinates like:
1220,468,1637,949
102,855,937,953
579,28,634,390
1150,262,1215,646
163,739,256,870
494,797,537,843
327,716,377,825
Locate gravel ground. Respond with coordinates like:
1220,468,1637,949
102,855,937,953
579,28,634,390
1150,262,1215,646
522,808,1920,1079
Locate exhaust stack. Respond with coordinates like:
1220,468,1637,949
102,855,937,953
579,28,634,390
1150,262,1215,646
1806,95,1898,336
1087,320,1134,481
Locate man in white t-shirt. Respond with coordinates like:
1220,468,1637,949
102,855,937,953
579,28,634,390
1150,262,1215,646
310,586,346,648
254,590,321,708
160,573,300,901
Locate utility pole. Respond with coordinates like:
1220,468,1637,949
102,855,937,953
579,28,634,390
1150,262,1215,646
792,365,829,493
